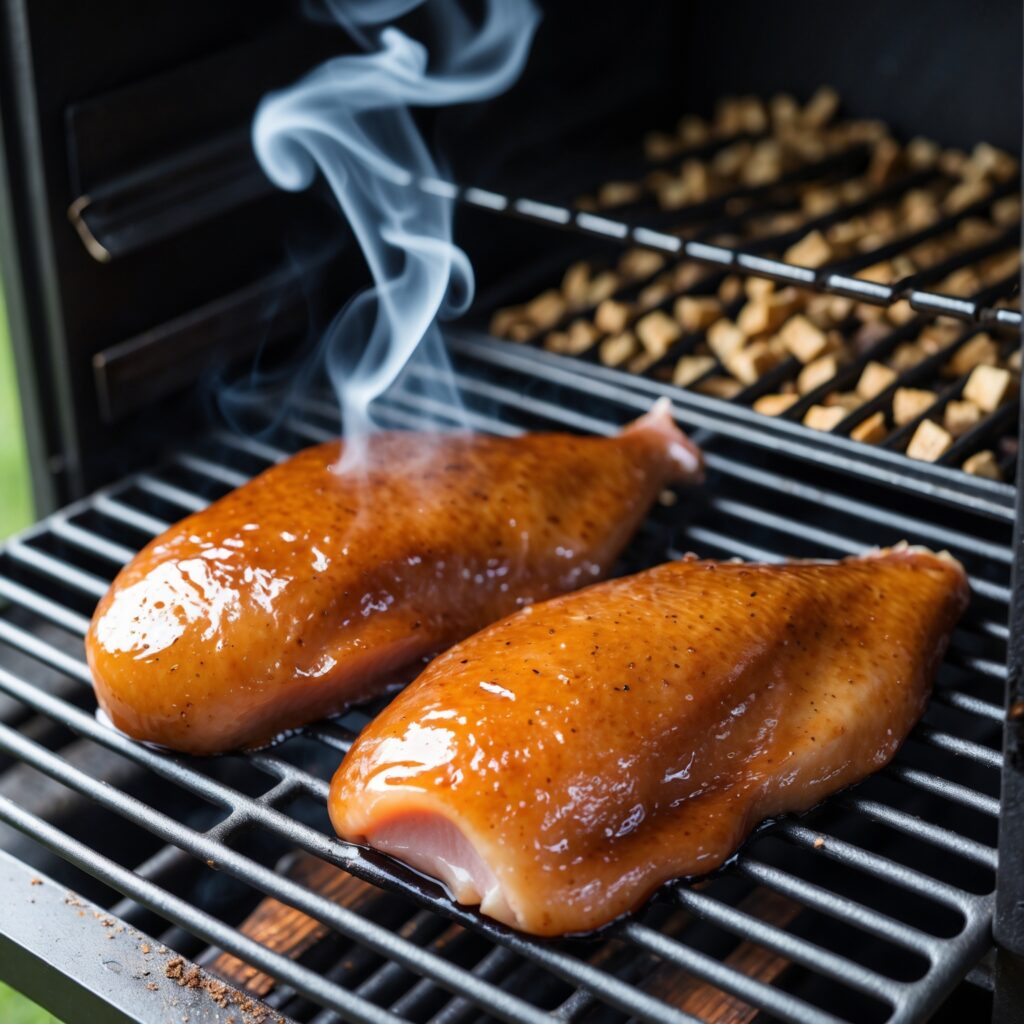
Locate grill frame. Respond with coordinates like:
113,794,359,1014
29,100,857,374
0,330,1013,1023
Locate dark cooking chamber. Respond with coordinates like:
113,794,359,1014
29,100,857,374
0,2,1021,1023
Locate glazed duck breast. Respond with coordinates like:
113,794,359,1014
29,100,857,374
330,547,969,936
86,401,701,754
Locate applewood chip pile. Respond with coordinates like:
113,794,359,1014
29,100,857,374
488,88,1021,479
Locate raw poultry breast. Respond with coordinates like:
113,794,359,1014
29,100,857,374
330,547,969,936
87,403,701,754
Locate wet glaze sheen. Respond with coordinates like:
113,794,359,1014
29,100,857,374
87,406,701,754
330,548,969,936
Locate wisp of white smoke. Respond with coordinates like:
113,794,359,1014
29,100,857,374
252,0,540,466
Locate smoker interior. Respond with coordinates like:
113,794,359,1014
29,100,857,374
2,1,1020,507
0,1,1019,1022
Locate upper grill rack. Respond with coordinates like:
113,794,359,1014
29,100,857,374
461,95,1022,486
0,335,1009,1024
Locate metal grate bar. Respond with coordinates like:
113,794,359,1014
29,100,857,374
48,515,137,564
134,473,208,513
736,859,941,956
98,482,202,519
671,886,896,1001
109,844,199,923
620,921,844,1024
40,519,139,565
4,541,110,599
946,654,1007,683
287,417,336,444
885,765,999,818
354,916,454,1002
172,452,252,489
92,493,174,537
940,690,1005,721
0,575,91,636
0,617,91,684
836,797,997,869
422,947,522,1024
914,726,1002,769
209,429,290,463
779,823,986,910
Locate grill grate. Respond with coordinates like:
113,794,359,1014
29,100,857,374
0,333,1007,1023
469,102,1021,486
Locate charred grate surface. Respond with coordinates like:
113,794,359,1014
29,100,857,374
0,336,1009,1023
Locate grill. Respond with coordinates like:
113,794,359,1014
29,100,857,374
0,2,1021,1022
0,333,1012,1023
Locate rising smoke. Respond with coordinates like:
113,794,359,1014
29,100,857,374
251,0,540,465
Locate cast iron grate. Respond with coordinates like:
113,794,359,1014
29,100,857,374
0,334,1008,1023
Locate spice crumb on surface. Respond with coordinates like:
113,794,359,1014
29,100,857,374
165,956,271,1022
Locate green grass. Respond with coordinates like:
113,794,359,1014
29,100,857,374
0,290,32,539
0,985,61,1024
0,295,56,1022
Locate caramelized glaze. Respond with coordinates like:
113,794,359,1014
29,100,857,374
87,405,701,753
330,548,969,936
